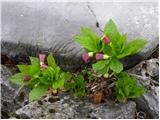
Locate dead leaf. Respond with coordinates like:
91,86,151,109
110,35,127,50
92,91,103,104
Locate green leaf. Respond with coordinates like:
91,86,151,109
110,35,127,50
74,26,101,52
61,72,72,81
47,53,56,68
112,34,127,56
129,85,146,98
29,65,40,76
74,35,98,52
52,78,64,90
39,76,51,85
92,61,106,71
9,73,24,85
118,39,148,58
65,82,75,90
98,65,109,74
17,65,30,74
47,66,55,81
103,19,120,44
102,45,112,56
116,89,126,102
29,57,39,66
80,27,101,50
115,72,146,102
29,84,48,102
17,64,40,76
73,75,86,97
74,89,85,97
119,34,127,52
76,75,85,85
55,66,60,81
39,67,54,85
110,58,123,73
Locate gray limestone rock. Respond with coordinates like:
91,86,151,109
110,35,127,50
127,58,159,81
14,95,136,119
135,86,159,119
1,65,30,118
1,1,158,71
128,73,159,118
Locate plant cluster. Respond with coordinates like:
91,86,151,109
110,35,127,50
10,53,72,102
74,19,147,102
10,19,147,103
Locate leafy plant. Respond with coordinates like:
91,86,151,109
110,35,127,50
81,68,97,82
65,75,86,97
74,19,147,102
74,19,147,75
10,53,71,102
115,72,146,102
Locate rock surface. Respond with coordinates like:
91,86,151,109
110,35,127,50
1,65,29,118
14,95,136,119
128,61,159,119
127,58,159,81
2,1,158,71
136,85,159,119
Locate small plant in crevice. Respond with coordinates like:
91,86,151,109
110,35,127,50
65,74,86,97
10,53,72,102
115,72,146,102
9,19,148,103
74,19,147,102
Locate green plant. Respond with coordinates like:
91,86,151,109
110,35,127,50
74,19,147,75
74,19,147,102
81,68,97,82
65,75,86,97
10,53,71,102
115,72,146,102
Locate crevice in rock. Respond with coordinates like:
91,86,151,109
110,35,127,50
86,2,103,33
1,41,81,72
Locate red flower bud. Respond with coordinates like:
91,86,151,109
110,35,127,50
96,53,110,60
41,64,48,69
23,75,32,81
101,35,110,44
96,53,104,60
39,54,46,64
82,52,93,63
39,54,48,69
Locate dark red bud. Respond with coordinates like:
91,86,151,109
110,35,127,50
23,75,32,81
82,53,92,63
101,35,110,44
96,53,104,60
39,54,46,63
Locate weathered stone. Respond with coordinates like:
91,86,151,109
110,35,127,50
1,1,158,71
127,58,159,81
128,73,159,119
1,65,29,118
135,86,159,119
14,95,136,119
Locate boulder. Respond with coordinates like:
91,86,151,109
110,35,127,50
14,95,136,119
2,1,158,71
1,65,29,118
